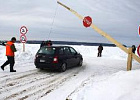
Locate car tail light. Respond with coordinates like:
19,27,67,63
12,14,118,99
35,55,39,59
53,56,58,63
34,54,39,61
35,55,39,58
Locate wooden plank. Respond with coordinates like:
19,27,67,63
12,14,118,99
57,1,140,64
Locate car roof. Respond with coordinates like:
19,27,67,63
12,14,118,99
42,46,72,48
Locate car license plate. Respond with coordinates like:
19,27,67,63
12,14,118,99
40,59,45,62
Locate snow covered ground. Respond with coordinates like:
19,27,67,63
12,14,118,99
0,43,140,100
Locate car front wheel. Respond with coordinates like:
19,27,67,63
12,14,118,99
78,59,83,66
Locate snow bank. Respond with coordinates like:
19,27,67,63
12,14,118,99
70,70,140,100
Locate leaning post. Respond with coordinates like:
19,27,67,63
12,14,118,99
127,48,133,71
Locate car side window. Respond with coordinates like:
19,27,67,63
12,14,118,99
69,47,77,55
64,47,71,55
59,48,64,55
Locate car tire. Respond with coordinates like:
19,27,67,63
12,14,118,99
60,63,67,72
78,59,83,66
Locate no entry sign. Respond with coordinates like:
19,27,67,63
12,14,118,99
83,16,92,27
20,34,27,43
20,26,28,34
137,45,140,57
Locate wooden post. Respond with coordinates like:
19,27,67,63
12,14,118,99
127,48,132,71
23,43,25,52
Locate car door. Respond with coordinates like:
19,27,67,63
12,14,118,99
64,47,74,67
69,47,80,66
58,47,65,64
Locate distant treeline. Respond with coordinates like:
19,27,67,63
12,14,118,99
18,40,117,47
0,40,122,47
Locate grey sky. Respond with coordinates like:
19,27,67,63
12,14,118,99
0,0,140,46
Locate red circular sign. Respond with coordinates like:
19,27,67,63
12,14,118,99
137,45,140,57
138,25,140,37
20,26,28,34
20,34,27,43
83,16,92,27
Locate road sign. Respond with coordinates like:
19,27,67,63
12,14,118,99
20,26,28,34
83,16,92,27
137,45,140,57
20,34,27,43
138,25,140,37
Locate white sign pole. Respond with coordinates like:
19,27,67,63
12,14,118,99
23,43,25,52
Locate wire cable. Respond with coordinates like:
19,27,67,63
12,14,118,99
48,2,59,40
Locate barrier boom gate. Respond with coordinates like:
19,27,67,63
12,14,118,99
57,1,140,68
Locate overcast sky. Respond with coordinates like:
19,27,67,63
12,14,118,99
0,0,140,46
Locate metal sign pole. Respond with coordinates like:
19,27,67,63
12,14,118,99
23,43,25,52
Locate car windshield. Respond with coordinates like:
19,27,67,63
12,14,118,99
38,47,56,54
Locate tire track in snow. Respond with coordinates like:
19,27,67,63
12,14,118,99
19,66,86,100
2,67,83,100
66,75,95,100
21,70,81,100
0,69,37,84
0,72,55,94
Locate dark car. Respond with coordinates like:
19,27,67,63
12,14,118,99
34,46,83,72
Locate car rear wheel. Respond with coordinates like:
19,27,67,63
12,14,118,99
60,63,67,72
